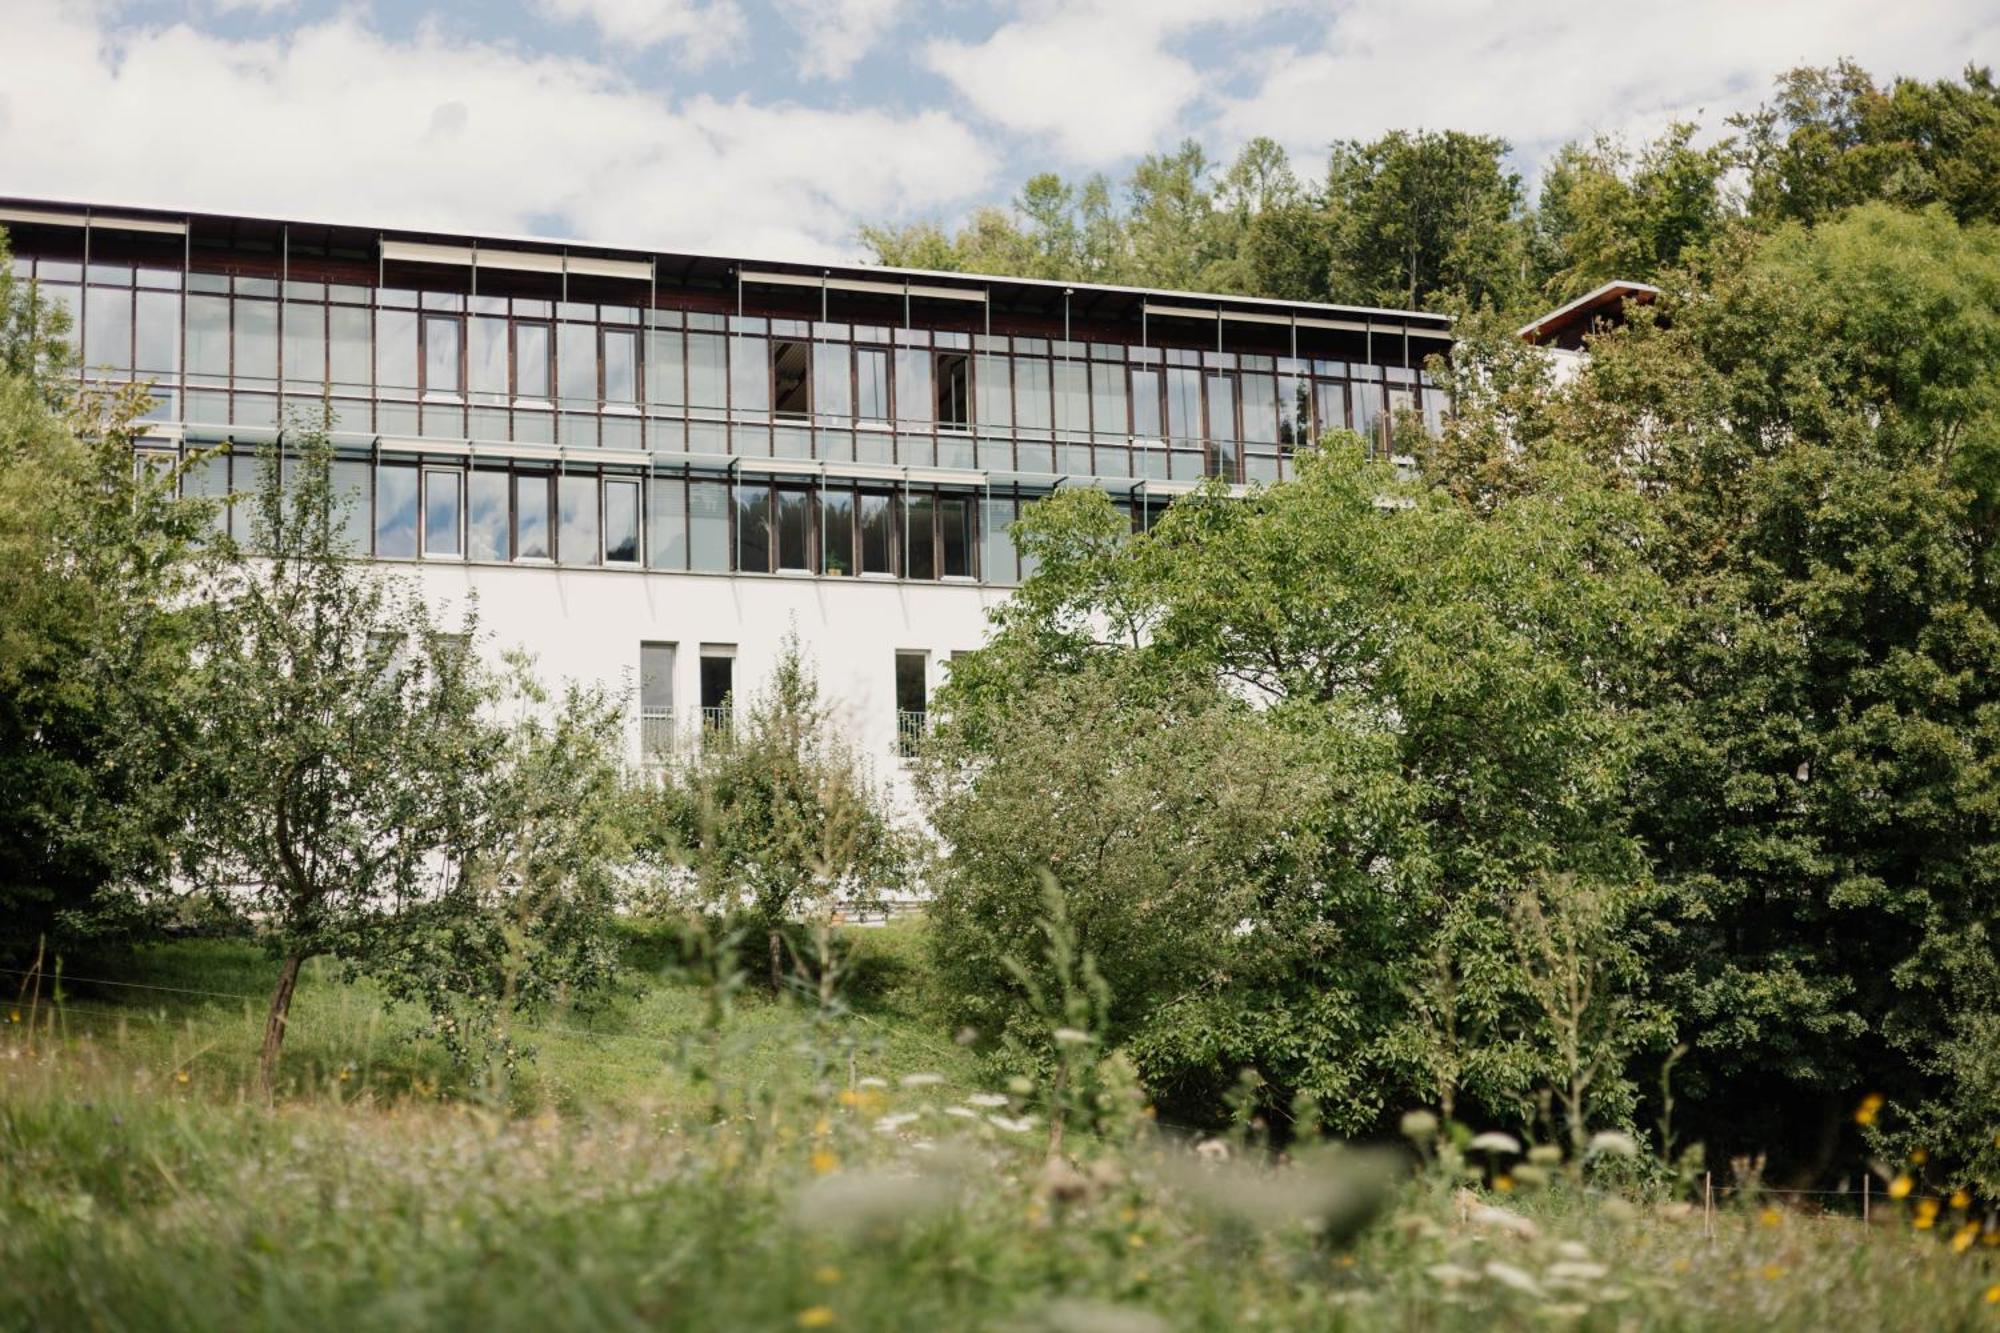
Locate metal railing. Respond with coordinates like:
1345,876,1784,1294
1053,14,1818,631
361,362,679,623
699,705,733,743
639,710,675,764
896,709,927,759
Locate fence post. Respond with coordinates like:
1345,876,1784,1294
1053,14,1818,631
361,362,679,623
1862,1173,1870,1226
1703,1171,1713,1240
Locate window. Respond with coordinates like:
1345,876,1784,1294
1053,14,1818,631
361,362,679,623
1165,367,1201,441
770,339,809,417
856,348,889,421
604,478,641,564
1131,367,1163,438
82,287,130,370
1014,357,1051,432
975,354,1012,428
736,480,772,572
515,323,551,399
559,323,595,407
820,487,854,575
640,641,676,762
1091,362,1128,438
895,650,927,758
377,309,419,391
559,473,599,565
423,315,461,396
859,491,894,575
906,493,936,580
813,343,850,421
895,347,933,424
603,330,637,405
699,649,734,734
776,486,812,572
1205,373,1238,480
939,495,971,578
283,301,324,388
648,475,687,570
329,306,371,389
935,352,970,426
468,468,509,560
186,295,228,380
468,317,507,395
423,468,463,557
647,327,684,408
1313,381,1347,439
376,463,419,558
980,494,1016,585
689,479,730,571
1053,361,1088,435
688,333,727,410
1241,374,1278,446
331,459,371,555
237,300,278,382
515,473,553,560
185,450,232,539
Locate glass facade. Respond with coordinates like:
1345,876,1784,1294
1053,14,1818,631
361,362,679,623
12,218,1448,589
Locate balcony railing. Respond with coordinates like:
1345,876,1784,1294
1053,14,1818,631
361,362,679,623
896,709,928,759
640,710,675,764
699,705,733,744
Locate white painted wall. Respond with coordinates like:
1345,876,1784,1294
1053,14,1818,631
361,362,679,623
409,563,1009,809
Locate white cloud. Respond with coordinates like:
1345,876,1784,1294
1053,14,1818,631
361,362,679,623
791,0,905,81
208,0,298,13
1217,0,2000,173
0,2,996,261
925,0,1283,165
532,0,746,66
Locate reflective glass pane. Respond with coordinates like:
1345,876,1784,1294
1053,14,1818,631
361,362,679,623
331,459,370,555
236,301,277,382
821,487,854,575
283,302,325,386
329,306,371,388
133,290,180,375
1241,374,1278,444
375,463,419,558
776,488,811,571
894,347,932,424
1014,357,1051,432
939,496,970,578
736,481,771,572
648,475,687,570
1165,368,1200,442
514,323,551,399
906,494,935,580
687,333,727,410
605,479,640,563
734,335,773,413
856,348,888,421
812,343,850,420
689,479,729,571
1090,362,1127,437
646,329,684,407
424,316,462,395
377,309,418,390
84,287,132,370
974,355,1012,428
1053,361,1088,434
604,330,636,404
980,495,1015,584
468,317,507,394
1131,368,1162,438
560,323,596,405
424,469,462,556
468,468,509,561
559,473,599,565
859,491,894,575
187,295,230,378
515,474,552,560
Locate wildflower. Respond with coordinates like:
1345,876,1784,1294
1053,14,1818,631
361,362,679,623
1586,1130,1639,1159
1887,1175,1914,1200
1909,1147,1929,1165
1052,1027,1093,1047
1528,1145,1564,1167
1854,1092,1884,1127
1950,1189,1971,1210
7,1010,18,1024
1951,1223,1978,1254
899,1073,944,1089
1759,1207,1782,1228
1482,1260,1543,1297
1544,1261,1609,1286
1127,1232,1146,1248
809,1150,839,1176
813,1266,841,1285
872,1113,920,1134
1759,1264,1785,1281
1986,1283,2000,1305
856,1077,887,1089
1913,1198,1939,1231
1510,1165,1549,1189
797,1306,837,1328
943,1105,978,1120
967,1093,1009,1108
1468,1131,1522,1156
1399,1110,1439,1142
175,1069,190,1085
987,1115,1036,1133
1492,1175,1516,1193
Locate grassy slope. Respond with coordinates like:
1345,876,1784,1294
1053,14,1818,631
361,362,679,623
4,925,1997,1331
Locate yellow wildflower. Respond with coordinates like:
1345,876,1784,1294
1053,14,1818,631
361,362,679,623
1913,1198,1939,1231
1910,1147,1929,1165
797,1306,837,1328
1492,1175,1515,1193
1986,1283,2000,1305
1949,1189,1971,1210
1759,1265,1785,1281
1888,1175,1914,1200
1759,1207,1782,1228
175,1069,190,1085
1854,1093,1883,1127
1951,1224,1978,1254
808,1150,839,1176
813,1266,841,1285
1127,1232,1146,1249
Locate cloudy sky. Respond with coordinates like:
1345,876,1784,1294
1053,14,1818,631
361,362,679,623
4,0,1995,262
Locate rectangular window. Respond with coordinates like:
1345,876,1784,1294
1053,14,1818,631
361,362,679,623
821,486,854,575
640,641,676,762
84,287,132,370
376,463,419,558
736,480,771,572
423,468,463,557
515,323,551,399
377,309,419,391
895,347,933,425
559,323,596,406
1014,357,1051,432
647,475,687,570
1240,373,1278,445
515,473,553,560
1131,367,1163,438
1314,381,1347,438
980,494,1016,585
423,316,461,396
688,333,727,410
1053,361,1088,435
895,650,927,757
732,334,768,412
906,493,936,580
939,495,971,578
1354,379,1384,449
1279,375,1311,445
559,473,600,565
236,301,278,383
603,330,636,405
604,478,641,563
331,458,371,555
699,651,734,730
468,317,508,395
1206,373,1238,480
775,487,812,572
646,328,684,408
329,306,371,389
187,295,231,379
936,352,970,426
689,479,730,571
468,468,509,560
1091,362,1128,438
283,301,325,387
133,291,179,376
975,354,1013,429
859,491,895,575
1165,367,1201,442
856,347,888,421
812,342,850,421
768,339,807,417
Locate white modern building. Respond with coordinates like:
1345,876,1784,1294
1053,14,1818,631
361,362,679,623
1,197,1454,798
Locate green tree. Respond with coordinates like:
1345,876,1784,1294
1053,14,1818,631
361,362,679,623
182,432,501,1094
0,231,211,966
638,634,916,989
1323,129,1528,311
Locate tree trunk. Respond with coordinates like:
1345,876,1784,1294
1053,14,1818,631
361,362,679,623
768,928,783,992
259,952,306,1098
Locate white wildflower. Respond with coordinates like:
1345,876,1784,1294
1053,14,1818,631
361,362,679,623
899,1073,945,1089
967,1093,1009,1108
1586,1130,1639,1158
1052,1027,1094,1047
1482,1260,1543,1297
1468,1131,1523,1155
988,1114,1037,1133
